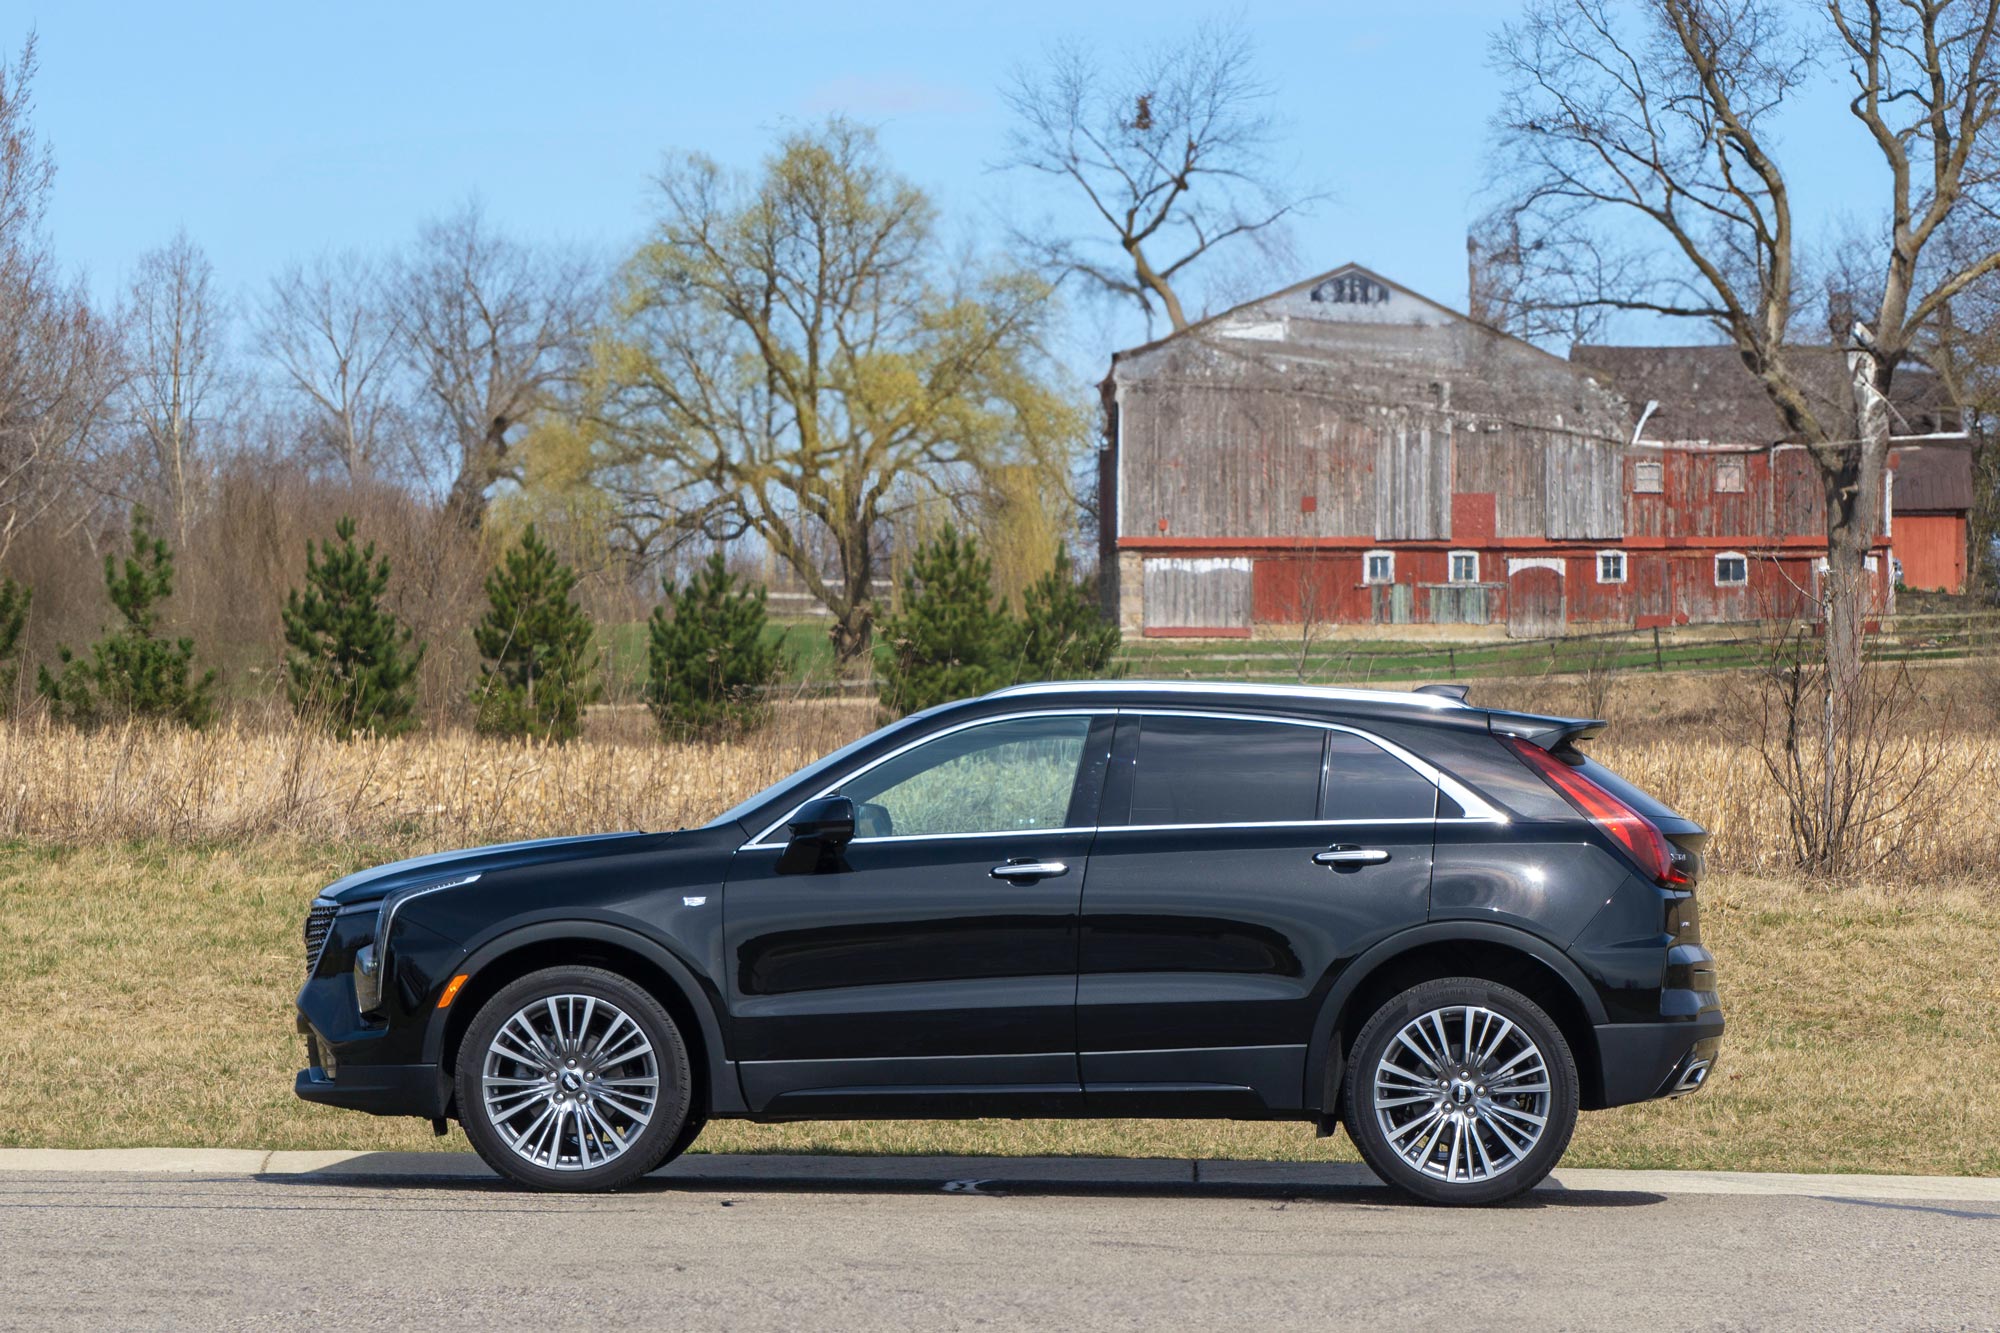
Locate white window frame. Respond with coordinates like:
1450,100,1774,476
1448,550,1479,584
1595,550,1627,584
1714,551,1749,587
1715,458,1747,493
1634,459,1664,494
1363,550,1394,584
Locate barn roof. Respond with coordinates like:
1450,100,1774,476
1893,446,1975,511
1571,344,1961,446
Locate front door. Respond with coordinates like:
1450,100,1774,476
724,712,1112,1114
1078,713,1438,1113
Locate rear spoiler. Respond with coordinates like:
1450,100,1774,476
1485,709,1606,750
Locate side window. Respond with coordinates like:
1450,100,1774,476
1127,716,1323,826
837,715,1091,838
1320,731,1438,821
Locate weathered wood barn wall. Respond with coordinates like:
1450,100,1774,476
1099,264,1966,637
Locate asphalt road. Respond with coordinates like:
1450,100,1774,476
2,1166,1995,1331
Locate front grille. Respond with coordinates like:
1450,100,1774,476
303,901,337,978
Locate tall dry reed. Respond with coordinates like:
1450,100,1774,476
1,702,1992,878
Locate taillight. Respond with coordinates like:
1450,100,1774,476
1503,737,1690,887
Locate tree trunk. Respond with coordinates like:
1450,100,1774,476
827,547,878,669
1826,346,1892,699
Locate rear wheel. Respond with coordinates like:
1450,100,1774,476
456,965,693,1192
1343,977,1578,1206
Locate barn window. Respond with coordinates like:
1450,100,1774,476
1448,551,1479,584
1715,458,1746,493
1634,460,1664,493
1715,552,1749,586
1596,550,1627,584
1364,550,1394,584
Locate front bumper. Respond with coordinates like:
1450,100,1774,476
295,1059,451,1118
1593,1015,1725,1108
295,1010,452,1119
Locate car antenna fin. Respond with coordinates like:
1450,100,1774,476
1414,683,1470,702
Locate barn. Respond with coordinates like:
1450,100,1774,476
1097,263,1972,638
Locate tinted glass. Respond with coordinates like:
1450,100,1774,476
1127,716,1322,826
838,715,1090,838
1320,731,1436,820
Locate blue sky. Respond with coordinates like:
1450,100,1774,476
22,1,1871,372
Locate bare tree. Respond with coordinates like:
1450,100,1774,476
124,229,227,549
0,33,118,566
594,120,1084,665
393,205,599,529
1000,18,1319,334
1484,0,2000,714
259,250,408,480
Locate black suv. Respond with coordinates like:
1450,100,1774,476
295,681,1722,1205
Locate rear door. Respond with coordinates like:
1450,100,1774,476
723,711,1113,1114
1077,712,1439,1113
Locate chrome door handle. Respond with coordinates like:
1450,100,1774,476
1314,847,1390,867
990,860,1069,882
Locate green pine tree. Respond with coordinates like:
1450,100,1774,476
472,524,601,742
1005,546,1122,684
281,517,426,739
645,553,783,740
0,574,28,718
38,509,217,729
875,525,1009,715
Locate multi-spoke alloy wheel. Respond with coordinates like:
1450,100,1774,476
481,993,660,1172
1344,978,1578,1206
456,966,693,1192
1372,1004,1550,1184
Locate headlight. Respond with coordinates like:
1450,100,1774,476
352,942,384,1014
354,872,481,1017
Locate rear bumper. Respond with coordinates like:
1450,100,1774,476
1592,1015,1725,1108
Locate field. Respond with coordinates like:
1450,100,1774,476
1,666,1996,1175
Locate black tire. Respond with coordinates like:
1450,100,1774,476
1343,977,1579,1206
456,965,693,1193
659,1114,707,1169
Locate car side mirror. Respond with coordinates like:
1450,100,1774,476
776,796,856,875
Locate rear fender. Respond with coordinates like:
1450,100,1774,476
1303,922,1609,1115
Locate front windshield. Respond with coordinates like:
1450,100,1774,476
700,703,954,832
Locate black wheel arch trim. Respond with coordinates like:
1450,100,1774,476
419,916,746,1116
1302,920,1610,1113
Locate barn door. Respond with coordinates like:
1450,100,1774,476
1143,557,1253,636
1507,563,1565,639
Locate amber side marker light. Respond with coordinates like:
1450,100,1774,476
437,974,470,1009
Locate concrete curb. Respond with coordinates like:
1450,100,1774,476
2,1148,1997,1203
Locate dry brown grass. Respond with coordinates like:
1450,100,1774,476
3,689,1992,877
1,843,1993,1175
0,701,873,848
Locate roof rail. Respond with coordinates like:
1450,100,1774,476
982,680,1470,710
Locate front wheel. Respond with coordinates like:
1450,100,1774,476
1343,977,1578,1206
456,965,694,1192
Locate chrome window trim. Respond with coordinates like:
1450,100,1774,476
1109,707,1506,824
738,825,1098,851
740,703,1505,851
743,708,1108,847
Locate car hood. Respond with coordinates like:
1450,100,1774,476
316,831,666,909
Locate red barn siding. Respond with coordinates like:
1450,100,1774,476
1895,514,1967,592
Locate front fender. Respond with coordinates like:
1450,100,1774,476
418,917,746,1116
